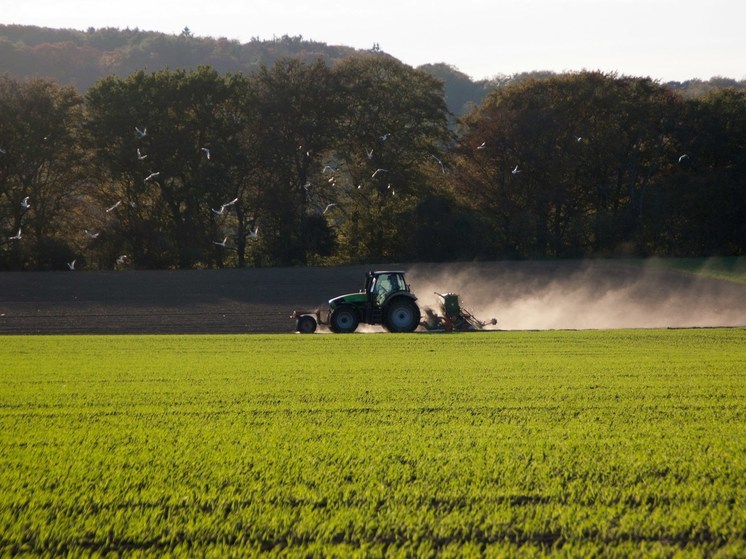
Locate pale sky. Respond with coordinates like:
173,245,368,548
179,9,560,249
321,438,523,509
2,0,744,82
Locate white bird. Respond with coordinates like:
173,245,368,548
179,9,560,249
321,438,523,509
67,259,76,271
380,133,391,141
575,136,583,142
477,141,486,150
322,165,335,174
248,226,259,239
212,197,238,215
144,172,160,182
8,228,21,240
678,154,689,163
84,229,100,239
116,255,128,265
431,155,445,174
106,200,122,213
0,147,6,155
323,203,337,214
371,168,388,178
137,148,147,160
512,165,521,175
213,237,228,247
21,196,30,209
365,147,374,159
201,147,211,159
135,126,147,138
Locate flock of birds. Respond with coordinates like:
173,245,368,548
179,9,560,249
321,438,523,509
3,125,236,269
473,137,690,178
210,197,259,247
4,128,693,269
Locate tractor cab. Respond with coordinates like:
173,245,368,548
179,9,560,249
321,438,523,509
366,271,408,306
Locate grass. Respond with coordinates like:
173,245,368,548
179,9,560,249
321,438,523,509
1,330,745,557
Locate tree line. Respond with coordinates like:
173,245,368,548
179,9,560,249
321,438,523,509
1,60,744,271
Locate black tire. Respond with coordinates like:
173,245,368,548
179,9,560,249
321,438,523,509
329,305,359,333
384,298,421,333
296,315,317,334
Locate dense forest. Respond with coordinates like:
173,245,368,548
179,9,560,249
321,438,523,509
1,25,745,270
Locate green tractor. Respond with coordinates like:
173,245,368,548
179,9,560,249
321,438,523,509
292,270,421,334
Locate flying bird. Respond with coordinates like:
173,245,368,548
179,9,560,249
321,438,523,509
512,165,521,175
212,197,238,215
0,147,6,155
106,200,122,213
84,229,100,239
116,255,128,265
135,126,147,138
248,226,259,239
365,147,374,159
67,259,76,271
201,147,211,159
323,203,337,214
380,133,391,141
371,168,388,178
21,196,30,209
8,228,21,240
137,148,147,160
431,154,446,174
477,141,486,150
678,154,689,163
144,172,160,182
213,237,228,247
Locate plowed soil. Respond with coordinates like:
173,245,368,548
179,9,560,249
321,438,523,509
1,261,745,334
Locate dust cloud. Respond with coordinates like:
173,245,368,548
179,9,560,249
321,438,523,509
406,260,746,330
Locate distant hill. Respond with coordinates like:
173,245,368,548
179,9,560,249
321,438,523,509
0,24,495,118
1,24,744,118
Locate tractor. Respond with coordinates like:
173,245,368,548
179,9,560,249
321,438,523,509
292,270,421,334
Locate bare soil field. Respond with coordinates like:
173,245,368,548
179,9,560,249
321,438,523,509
1,260,745,334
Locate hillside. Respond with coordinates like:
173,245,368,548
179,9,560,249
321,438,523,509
2,24,745,118
0,24,493,117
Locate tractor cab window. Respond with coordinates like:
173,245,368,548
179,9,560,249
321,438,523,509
371,273,405,305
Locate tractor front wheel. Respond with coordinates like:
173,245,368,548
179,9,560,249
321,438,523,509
384,298,421,333
296,315,317,334
330,306,359,333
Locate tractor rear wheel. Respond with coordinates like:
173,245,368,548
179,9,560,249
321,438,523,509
384,298,421,333
296,315,317,334
330,305,359,333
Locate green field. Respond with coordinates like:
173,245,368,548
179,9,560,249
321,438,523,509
1,331,745,557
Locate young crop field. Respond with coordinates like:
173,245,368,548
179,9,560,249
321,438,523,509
1,330,744,557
